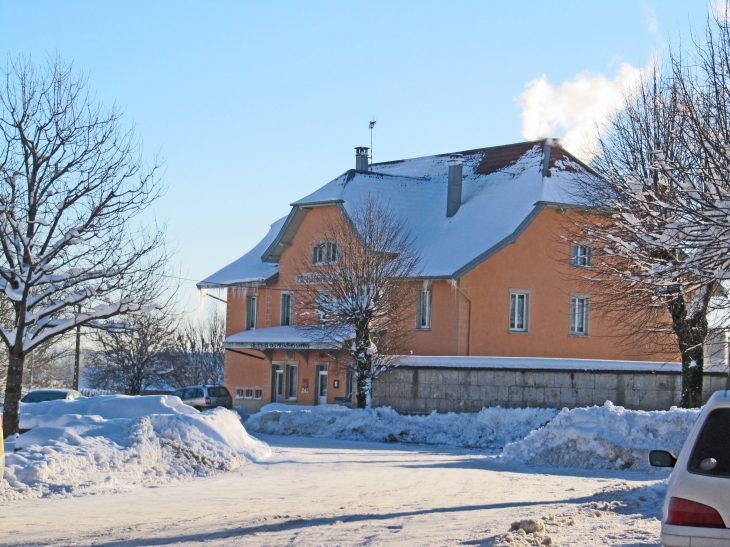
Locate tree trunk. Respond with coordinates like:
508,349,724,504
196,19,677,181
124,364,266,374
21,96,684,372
666,285,711,409
676,316,707,408
354,323,373,409
355,366,368,409
4,350,25,437
680,344,704,408
672,314,708,408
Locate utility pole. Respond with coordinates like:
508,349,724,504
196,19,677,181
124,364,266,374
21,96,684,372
73,305,81,390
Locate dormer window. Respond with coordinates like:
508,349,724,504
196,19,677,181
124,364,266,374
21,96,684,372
312,240,339,265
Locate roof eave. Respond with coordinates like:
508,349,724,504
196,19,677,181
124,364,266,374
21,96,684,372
223,340,343,350
196,272,277,290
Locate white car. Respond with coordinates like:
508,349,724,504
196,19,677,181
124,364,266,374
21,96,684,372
650,390,730,546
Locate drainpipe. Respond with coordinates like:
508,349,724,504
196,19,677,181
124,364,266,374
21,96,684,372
453,284,472,356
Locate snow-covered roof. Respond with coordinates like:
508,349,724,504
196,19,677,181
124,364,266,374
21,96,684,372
199,140,589,287
224,325,352,350
397,355,730,373
198,217,285,288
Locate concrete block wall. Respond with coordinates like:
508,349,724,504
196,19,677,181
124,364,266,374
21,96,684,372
371,366,730,413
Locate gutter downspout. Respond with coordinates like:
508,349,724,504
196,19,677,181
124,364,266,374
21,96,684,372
453,284,472,356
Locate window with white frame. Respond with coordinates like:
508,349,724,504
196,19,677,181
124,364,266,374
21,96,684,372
509,291,530,332
281,292,294,326
571,243,592,268
285,364,298,400
246,295,258,330
570,295,590,335
254,388,263,399
236,387,254,400
312,240,339,265
415,289,432,329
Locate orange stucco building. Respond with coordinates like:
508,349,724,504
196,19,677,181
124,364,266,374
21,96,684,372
199,140,675,411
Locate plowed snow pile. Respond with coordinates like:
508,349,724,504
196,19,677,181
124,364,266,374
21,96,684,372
1,395,270,502
247,403,558,449
501,401,700,470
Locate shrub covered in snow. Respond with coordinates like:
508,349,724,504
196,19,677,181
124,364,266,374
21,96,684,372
501,401,700,471
1,395,270,502
247,404,558,450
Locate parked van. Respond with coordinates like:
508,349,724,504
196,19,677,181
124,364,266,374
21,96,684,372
650,390,730,546
172,385,232,411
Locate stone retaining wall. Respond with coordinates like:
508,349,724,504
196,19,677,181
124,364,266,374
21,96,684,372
371,366,730,413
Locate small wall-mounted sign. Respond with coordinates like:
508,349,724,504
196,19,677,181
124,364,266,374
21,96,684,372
333,380,340,388
301,379,309,394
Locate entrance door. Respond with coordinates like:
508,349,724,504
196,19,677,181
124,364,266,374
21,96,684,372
318,369,328,405
275,370,284,403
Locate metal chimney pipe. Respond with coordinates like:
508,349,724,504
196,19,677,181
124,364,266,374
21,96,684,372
355,147,370,171
446,154,463,217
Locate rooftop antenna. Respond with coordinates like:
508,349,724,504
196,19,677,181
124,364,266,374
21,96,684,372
369,118,376,167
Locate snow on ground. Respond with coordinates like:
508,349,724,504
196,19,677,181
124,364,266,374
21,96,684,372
0,435,668,547
0,399,689,545
247,401,700,472
247,403,558,450
502,401,700,471
1,395,270,503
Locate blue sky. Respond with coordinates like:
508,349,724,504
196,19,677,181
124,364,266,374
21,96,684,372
0,0,710,315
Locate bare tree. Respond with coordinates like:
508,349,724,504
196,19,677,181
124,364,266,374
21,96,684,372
0,336,74,395
295,196,421,408
0,55,168,434
166,308,225,387
572,44,730,407
85,310,176,395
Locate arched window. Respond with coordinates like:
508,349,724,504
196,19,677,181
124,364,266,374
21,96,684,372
312,240,339,265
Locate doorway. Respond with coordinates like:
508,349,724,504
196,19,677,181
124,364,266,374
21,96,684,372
272,365,284,403
317,365,328,405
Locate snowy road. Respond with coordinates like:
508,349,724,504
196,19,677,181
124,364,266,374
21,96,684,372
0,434,665,546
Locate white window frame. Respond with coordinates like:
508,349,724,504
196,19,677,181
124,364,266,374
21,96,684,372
280,292,294,326
312,239,339,265
246,295,258,330
571,242,593,268
570,294,590,336
285,364,298,400
236,387,254,400
509,290,530,333
415,289,432,330
254,388,263,400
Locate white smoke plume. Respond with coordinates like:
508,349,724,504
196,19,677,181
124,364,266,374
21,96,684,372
518,63,646,161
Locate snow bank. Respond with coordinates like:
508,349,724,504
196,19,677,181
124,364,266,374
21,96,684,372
501,401,700,471
247,404,558,449
19,394,196,428
1,395,270,503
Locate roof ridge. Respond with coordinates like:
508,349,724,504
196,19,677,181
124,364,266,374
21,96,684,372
371,139,550,167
